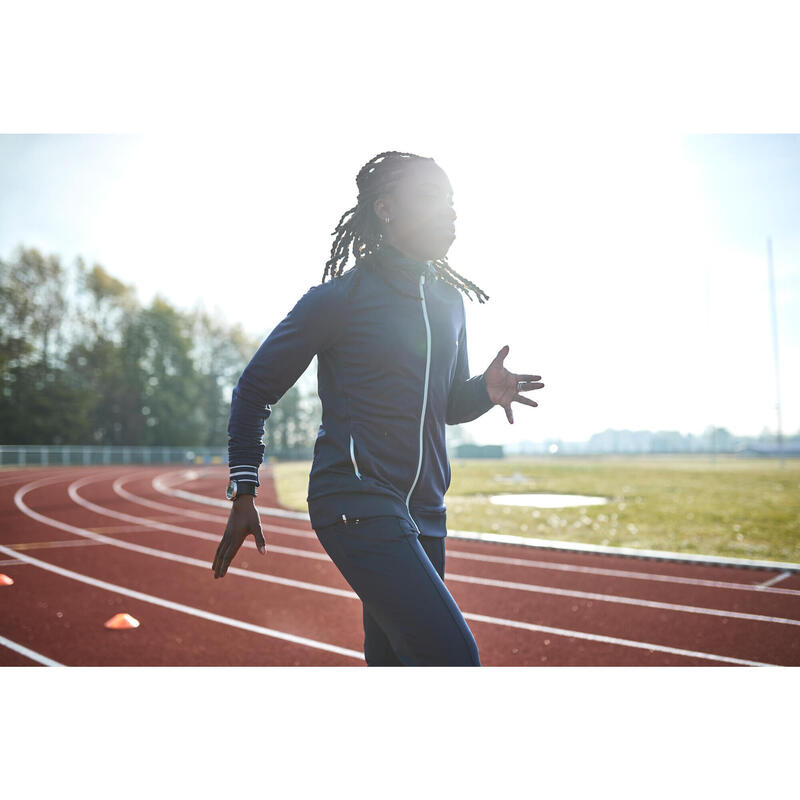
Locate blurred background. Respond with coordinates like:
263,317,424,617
2,133,797,461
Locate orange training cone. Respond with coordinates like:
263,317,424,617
0,574,14,586
104,613,140,629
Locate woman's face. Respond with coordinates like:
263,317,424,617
375,160,456,262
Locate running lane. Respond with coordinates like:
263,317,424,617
2,466,798,666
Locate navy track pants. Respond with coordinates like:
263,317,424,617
315,515,481,667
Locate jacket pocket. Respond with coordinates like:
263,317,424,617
349,434,362,480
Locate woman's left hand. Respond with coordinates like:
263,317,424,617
483,345,544,424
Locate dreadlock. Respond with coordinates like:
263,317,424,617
322,151,489,303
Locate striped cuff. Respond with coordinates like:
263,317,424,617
228,464,260,486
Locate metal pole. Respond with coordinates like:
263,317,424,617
767,236,784,468
705,261,716,466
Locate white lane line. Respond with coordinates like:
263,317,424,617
86,475,324,560
155,472,800,572
155,469,800,595
0,540,363,662
124,472,316,539
116,474,232,524
448,529,800,572
104,472,800,626
447,573,800,627
0,634,65,667
461,613,776,667
16,477,355,600
19,473,785,666
758,571,793,589
157,479,309,520
446,547,800,598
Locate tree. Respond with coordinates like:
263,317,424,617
189,309,257,447
1,245,322,451
0,248,86,443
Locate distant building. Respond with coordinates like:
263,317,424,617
503,428,800,457
455,444,504,459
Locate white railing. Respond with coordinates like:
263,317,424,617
0,445,227,467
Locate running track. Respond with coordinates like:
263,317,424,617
1,465,799,667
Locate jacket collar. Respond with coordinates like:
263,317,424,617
374,244,431,274
369,245,437,297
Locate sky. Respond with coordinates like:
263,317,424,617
1,5,798,447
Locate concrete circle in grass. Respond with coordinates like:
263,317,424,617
489,493,609,508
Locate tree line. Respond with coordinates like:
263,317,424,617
0,246,320,453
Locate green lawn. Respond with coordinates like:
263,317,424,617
271,455,800,564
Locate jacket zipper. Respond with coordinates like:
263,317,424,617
406,272,431,532
349,434,361,480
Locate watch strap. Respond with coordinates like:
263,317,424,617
235,481,257,497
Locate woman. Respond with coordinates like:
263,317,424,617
212,151,544,666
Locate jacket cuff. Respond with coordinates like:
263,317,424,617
474,373,495,415
447,373,495,424
228,465,260,486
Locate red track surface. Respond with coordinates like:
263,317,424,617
1,465,799,666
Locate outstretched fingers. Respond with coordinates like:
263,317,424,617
254,525,266,555
212,538,228,579
516,380,544,391
489,344,510,369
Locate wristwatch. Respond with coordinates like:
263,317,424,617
226,479,257,500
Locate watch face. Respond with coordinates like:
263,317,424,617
225,480,236,500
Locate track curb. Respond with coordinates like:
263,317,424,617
447,529,800,572
159,477,800,575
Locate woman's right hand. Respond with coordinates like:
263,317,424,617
212,496,266,579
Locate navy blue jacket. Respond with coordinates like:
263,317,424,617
227,245,494,537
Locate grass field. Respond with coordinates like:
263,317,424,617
272,455,800,564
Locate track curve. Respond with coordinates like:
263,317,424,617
2,465,798,666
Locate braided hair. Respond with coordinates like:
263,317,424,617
322,151,489,303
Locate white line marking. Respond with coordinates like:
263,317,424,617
148,473,317,538
0,540,364,662
15,476,357,601
0,558,27,566
116,475,236,522
109,472,800,625
157,479,309,519
445,547,800,597
447,572,800,627
0,634,65,667
148,470,800,597
461,613,777,667
15,470,791,666
758,571,793,588
158,468,800,573
116,477,323,558
447,529,800,572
